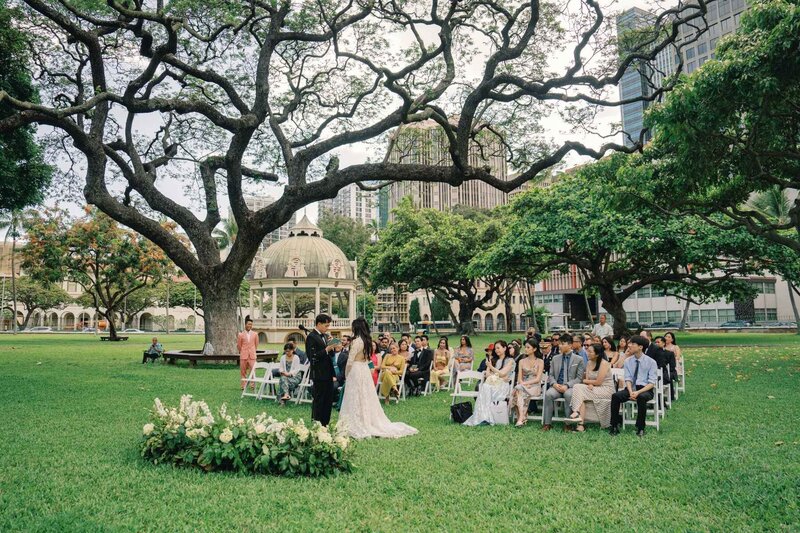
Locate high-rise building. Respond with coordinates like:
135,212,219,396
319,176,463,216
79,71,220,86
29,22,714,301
617,1,748,147
385,119,512,218
244,195,297,251
318,183,377,226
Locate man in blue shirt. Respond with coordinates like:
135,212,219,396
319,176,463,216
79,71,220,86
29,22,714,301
609,335,658,436
571,336,589,366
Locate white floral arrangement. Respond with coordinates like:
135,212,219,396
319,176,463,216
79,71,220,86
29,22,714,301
485,373,504,386
140,395,353,477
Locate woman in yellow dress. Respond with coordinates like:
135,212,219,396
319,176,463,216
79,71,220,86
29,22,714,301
379,342,406,404
430,337,451,392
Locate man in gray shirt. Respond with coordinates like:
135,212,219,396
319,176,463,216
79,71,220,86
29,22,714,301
542,333,586,431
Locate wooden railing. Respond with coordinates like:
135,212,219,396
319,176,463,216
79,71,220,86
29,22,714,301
253,318,352,330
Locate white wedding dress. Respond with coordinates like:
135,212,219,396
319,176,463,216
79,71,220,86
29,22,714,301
338,338,418,439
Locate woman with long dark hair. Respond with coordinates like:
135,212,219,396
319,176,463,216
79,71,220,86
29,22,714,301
338,317,418,439
453,335,474,373
566,343,615,431
510,339,544,427
463,340,516,426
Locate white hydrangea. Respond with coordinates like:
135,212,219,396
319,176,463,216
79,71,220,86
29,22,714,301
153,398,167,417
262,445,270,456
254,424,267,435
142,423,155,436
334,436,349,450
295,426,310,443
317,431,333,444
219,428,234,443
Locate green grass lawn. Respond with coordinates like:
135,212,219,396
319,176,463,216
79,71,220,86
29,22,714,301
1,333,799,531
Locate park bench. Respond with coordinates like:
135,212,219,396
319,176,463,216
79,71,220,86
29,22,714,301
162,350,279,367
101,336,129,341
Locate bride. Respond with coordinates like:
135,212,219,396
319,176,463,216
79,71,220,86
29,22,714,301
338,318,418,439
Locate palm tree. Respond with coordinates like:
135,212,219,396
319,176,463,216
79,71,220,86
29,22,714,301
0,210,21,333
748,186,800,332
212,214,238,251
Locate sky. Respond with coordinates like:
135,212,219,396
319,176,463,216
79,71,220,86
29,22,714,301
43,0,663,224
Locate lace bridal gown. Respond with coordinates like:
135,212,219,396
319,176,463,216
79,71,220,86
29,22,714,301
338,337,418,439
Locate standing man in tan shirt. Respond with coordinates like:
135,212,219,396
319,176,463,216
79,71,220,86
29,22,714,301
237,318,259,389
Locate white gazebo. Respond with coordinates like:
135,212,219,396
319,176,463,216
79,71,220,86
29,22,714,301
248,215,357,344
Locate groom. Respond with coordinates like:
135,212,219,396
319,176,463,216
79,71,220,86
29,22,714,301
306,313,336,426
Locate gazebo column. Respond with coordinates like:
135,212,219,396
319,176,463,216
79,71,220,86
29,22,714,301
314,286,321,317
349,289,357,319
271,287,277,327
290,291,296,318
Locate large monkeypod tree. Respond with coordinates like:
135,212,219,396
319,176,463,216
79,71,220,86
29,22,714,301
0,0,709,352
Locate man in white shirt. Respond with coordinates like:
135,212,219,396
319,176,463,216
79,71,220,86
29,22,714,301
592,314,614,338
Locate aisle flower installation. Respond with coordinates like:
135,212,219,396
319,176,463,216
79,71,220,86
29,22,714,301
140,396,353,477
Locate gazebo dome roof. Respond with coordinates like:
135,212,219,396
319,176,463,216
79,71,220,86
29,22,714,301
254,215,355,281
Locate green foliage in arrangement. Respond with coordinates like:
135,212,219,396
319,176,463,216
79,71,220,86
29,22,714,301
140,396,352,478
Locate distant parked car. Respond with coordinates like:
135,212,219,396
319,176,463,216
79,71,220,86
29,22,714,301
26,326,53,333
648,321,684,330
121,328,144,334
720,320,753,328
81,327,97,333
625,321,641,332
549,325,567,333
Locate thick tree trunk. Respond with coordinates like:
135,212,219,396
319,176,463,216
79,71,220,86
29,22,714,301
598,288,628,338
105,311,119,340
679,298,691,331
504,287,513,333
788,281,800,335
456,302,476,336
202,287,241,354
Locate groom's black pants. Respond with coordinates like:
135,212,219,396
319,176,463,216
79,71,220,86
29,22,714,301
312,379,334,426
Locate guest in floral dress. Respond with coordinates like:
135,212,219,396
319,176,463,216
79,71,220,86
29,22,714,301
278,343,304,404
510,339,544,427
567,343,615,431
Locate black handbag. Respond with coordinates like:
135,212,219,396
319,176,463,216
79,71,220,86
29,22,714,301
450,401,473,423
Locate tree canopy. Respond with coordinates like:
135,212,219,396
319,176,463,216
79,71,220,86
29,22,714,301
0,0,51,211
0,0,713,349
7,276,70,329
21,208,173,339
633,0,800,254
363,198,504,334
473,154,800,335
317,212,372,262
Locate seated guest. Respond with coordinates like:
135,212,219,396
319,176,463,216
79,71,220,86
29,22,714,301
369,340,382,386
603,336,622,368
143,337,164,363
542,334,586,431
510,339,544,427
463,340,516,426
379,342,406,404
453,335,474,373
332,337,349,390
544,334,559,373
292,341,307,364
654,335,677,402
477,344,493,373
430,337,451,392
592,314,614,338
609,335,658,436
640,331,673,403
567,343,615,431
664,331,683,376
401,333,416,358
278,343,304,405
378,335,391,358
508,343,523,381
398,338,412,363
573,336,589,365
404,336,432,395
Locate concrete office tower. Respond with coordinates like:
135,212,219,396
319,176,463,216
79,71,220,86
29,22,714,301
318,183,377,226
385,119,511,218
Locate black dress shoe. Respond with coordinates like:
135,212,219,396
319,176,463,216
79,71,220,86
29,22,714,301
637,429,646,437
608,425,620,436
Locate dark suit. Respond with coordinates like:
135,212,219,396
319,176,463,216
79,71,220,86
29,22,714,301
405,347,432,393
306,329,334,425
645,343,675,401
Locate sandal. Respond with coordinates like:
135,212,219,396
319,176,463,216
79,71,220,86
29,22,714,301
564,415,583,424
515,419,527,427
576,424,585,432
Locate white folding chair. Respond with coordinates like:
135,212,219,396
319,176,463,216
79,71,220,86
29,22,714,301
376,364,407,404
450,370,484,411
422,361,436,396
292,363,313,405
241,362,277,400
677,357,686,396
523,373,548,425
